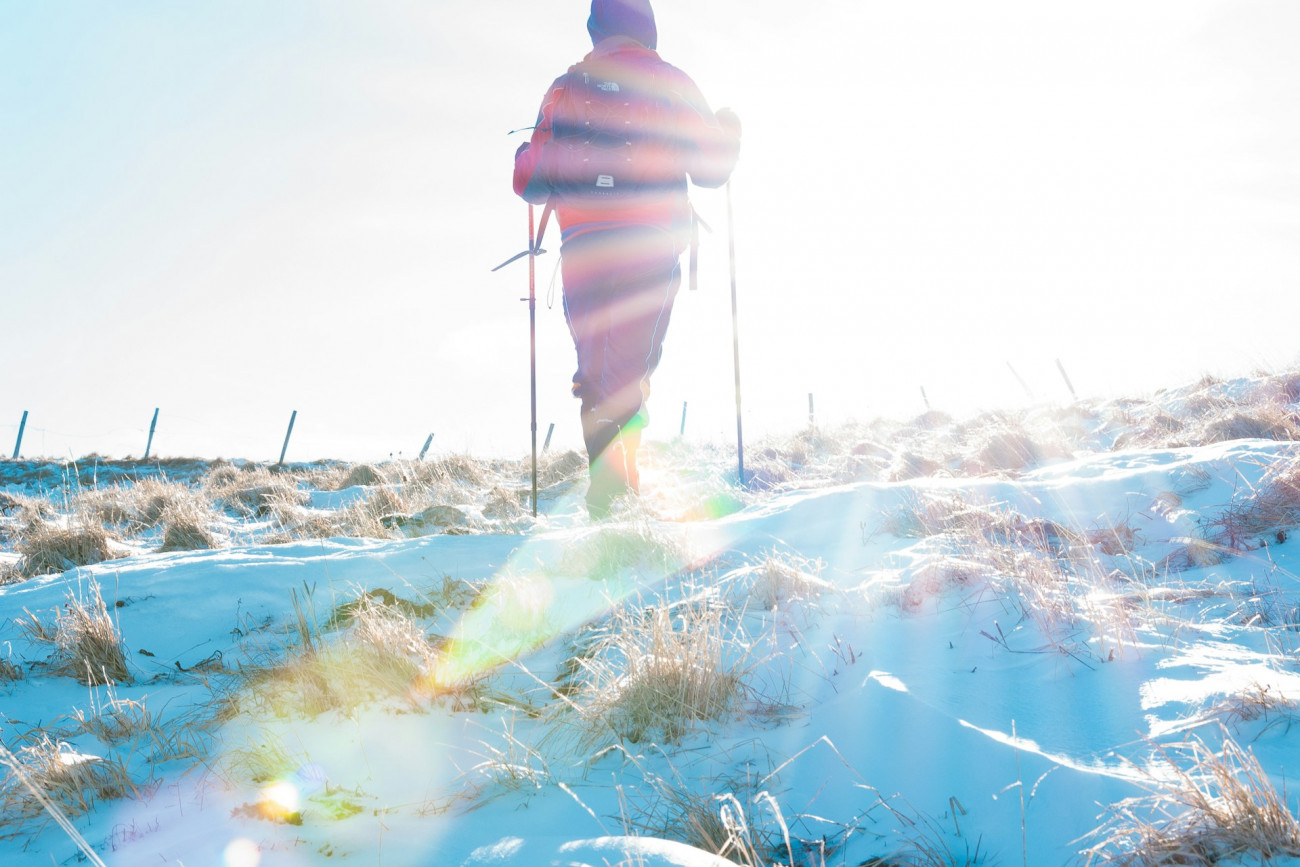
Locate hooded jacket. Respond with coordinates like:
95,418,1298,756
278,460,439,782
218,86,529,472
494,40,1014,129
513,1,739,247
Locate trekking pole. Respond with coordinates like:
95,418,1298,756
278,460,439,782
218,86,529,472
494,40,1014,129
493,203,552,517
726,181,746,488
526,205,540,516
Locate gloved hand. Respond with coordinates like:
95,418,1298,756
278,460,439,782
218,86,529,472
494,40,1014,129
715,107,741,138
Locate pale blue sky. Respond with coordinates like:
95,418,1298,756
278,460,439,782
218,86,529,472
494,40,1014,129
2,1,1298,461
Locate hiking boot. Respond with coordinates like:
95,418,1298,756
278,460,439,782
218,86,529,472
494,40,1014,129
586,439,629,519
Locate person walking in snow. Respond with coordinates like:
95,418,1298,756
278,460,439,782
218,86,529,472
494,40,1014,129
513,0,741,518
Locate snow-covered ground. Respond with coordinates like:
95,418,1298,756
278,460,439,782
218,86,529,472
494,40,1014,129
5,371,1300,866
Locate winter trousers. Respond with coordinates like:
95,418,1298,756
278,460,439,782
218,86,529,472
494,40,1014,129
560,225,681,517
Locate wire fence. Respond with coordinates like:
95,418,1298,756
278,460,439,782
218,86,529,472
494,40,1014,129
2,359,1090,466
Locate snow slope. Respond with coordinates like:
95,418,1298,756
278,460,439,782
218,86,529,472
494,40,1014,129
5,395,1300,866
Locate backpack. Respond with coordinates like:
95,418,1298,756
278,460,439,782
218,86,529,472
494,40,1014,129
542,57,678,205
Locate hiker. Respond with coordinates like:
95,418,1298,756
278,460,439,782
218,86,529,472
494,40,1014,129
513,0,741,518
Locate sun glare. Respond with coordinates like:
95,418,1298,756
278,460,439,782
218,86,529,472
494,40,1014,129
223,837,261,867
263,779,301,813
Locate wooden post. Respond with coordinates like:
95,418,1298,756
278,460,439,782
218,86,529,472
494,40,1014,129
418,433,434,461
542,422,555,453
12,410,27,459
278,410,297,465
920,386,932,411
680,401,688,437
1056,358,1078,401
1006,362,1034,401
143,408,160,460
808,393,815,428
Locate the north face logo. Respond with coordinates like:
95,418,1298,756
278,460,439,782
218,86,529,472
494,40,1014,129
545,58,668,201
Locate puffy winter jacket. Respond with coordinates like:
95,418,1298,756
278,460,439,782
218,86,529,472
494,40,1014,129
513,36,739,247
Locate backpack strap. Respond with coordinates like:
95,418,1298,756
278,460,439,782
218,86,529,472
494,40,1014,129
533,198,556,255
689,208,712,291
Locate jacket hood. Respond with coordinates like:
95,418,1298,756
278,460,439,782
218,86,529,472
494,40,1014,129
587,0,657,50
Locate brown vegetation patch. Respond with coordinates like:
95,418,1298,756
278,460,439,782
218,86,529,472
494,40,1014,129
158,500,222,552
15,523,122,578
1207,454,1300,553
1084,732,1300,865
0,736,136,820
20,581,131,686
204,466,310,518
582,601,747,744
338,463,387,489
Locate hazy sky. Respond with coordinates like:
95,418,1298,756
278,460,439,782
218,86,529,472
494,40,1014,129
2,1,1298,462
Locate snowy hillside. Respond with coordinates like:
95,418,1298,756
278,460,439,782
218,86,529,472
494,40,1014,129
5,370,1300,866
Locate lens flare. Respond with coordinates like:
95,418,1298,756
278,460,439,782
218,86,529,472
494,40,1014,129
264,780,301,813
224,838,260,867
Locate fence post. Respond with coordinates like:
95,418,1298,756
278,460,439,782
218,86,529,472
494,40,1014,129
920,386,932,411
1056,358,1078,401
1006,362,1034,401
680,401,688,437
143,408,160,460
278,411,298,465
808,393,815,428
542,423,555,453
418,433,435,461
12,410,27,459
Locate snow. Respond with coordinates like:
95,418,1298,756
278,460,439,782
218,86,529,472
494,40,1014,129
5,378,1300,866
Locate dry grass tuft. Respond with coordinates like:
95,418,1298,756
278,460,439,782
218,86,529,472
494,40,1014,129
204,466,310,518
0,736,136,820
264,494,403,543
359,485,409,522
237,589,451,718
461,716,556,803
1160,536,1227,573
338,463,387,489
879,493,1079,555
409,454,492,488
566,600,751,745
1087,518,1142,558
72,691,210,766
20,581,131,685
538,449,588,489
1115,378,1300,449
15,523,122,578
1197,406,1300,445
1208,454,1300,553
748,552,832,611
125,478,205,528
158,499,222,552
995,547,1082,644
629,784,791,867
346,591,434,660
882,498,1123,656
898,561,980,616
0,657,22,682
1084,731,1300,866
240,643,416,719
482,486,528,521
970,427,1042,474
75,478,211,534
880,493,984,539
1211,683,1297,728
72,486,135,527
887,450,945,483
